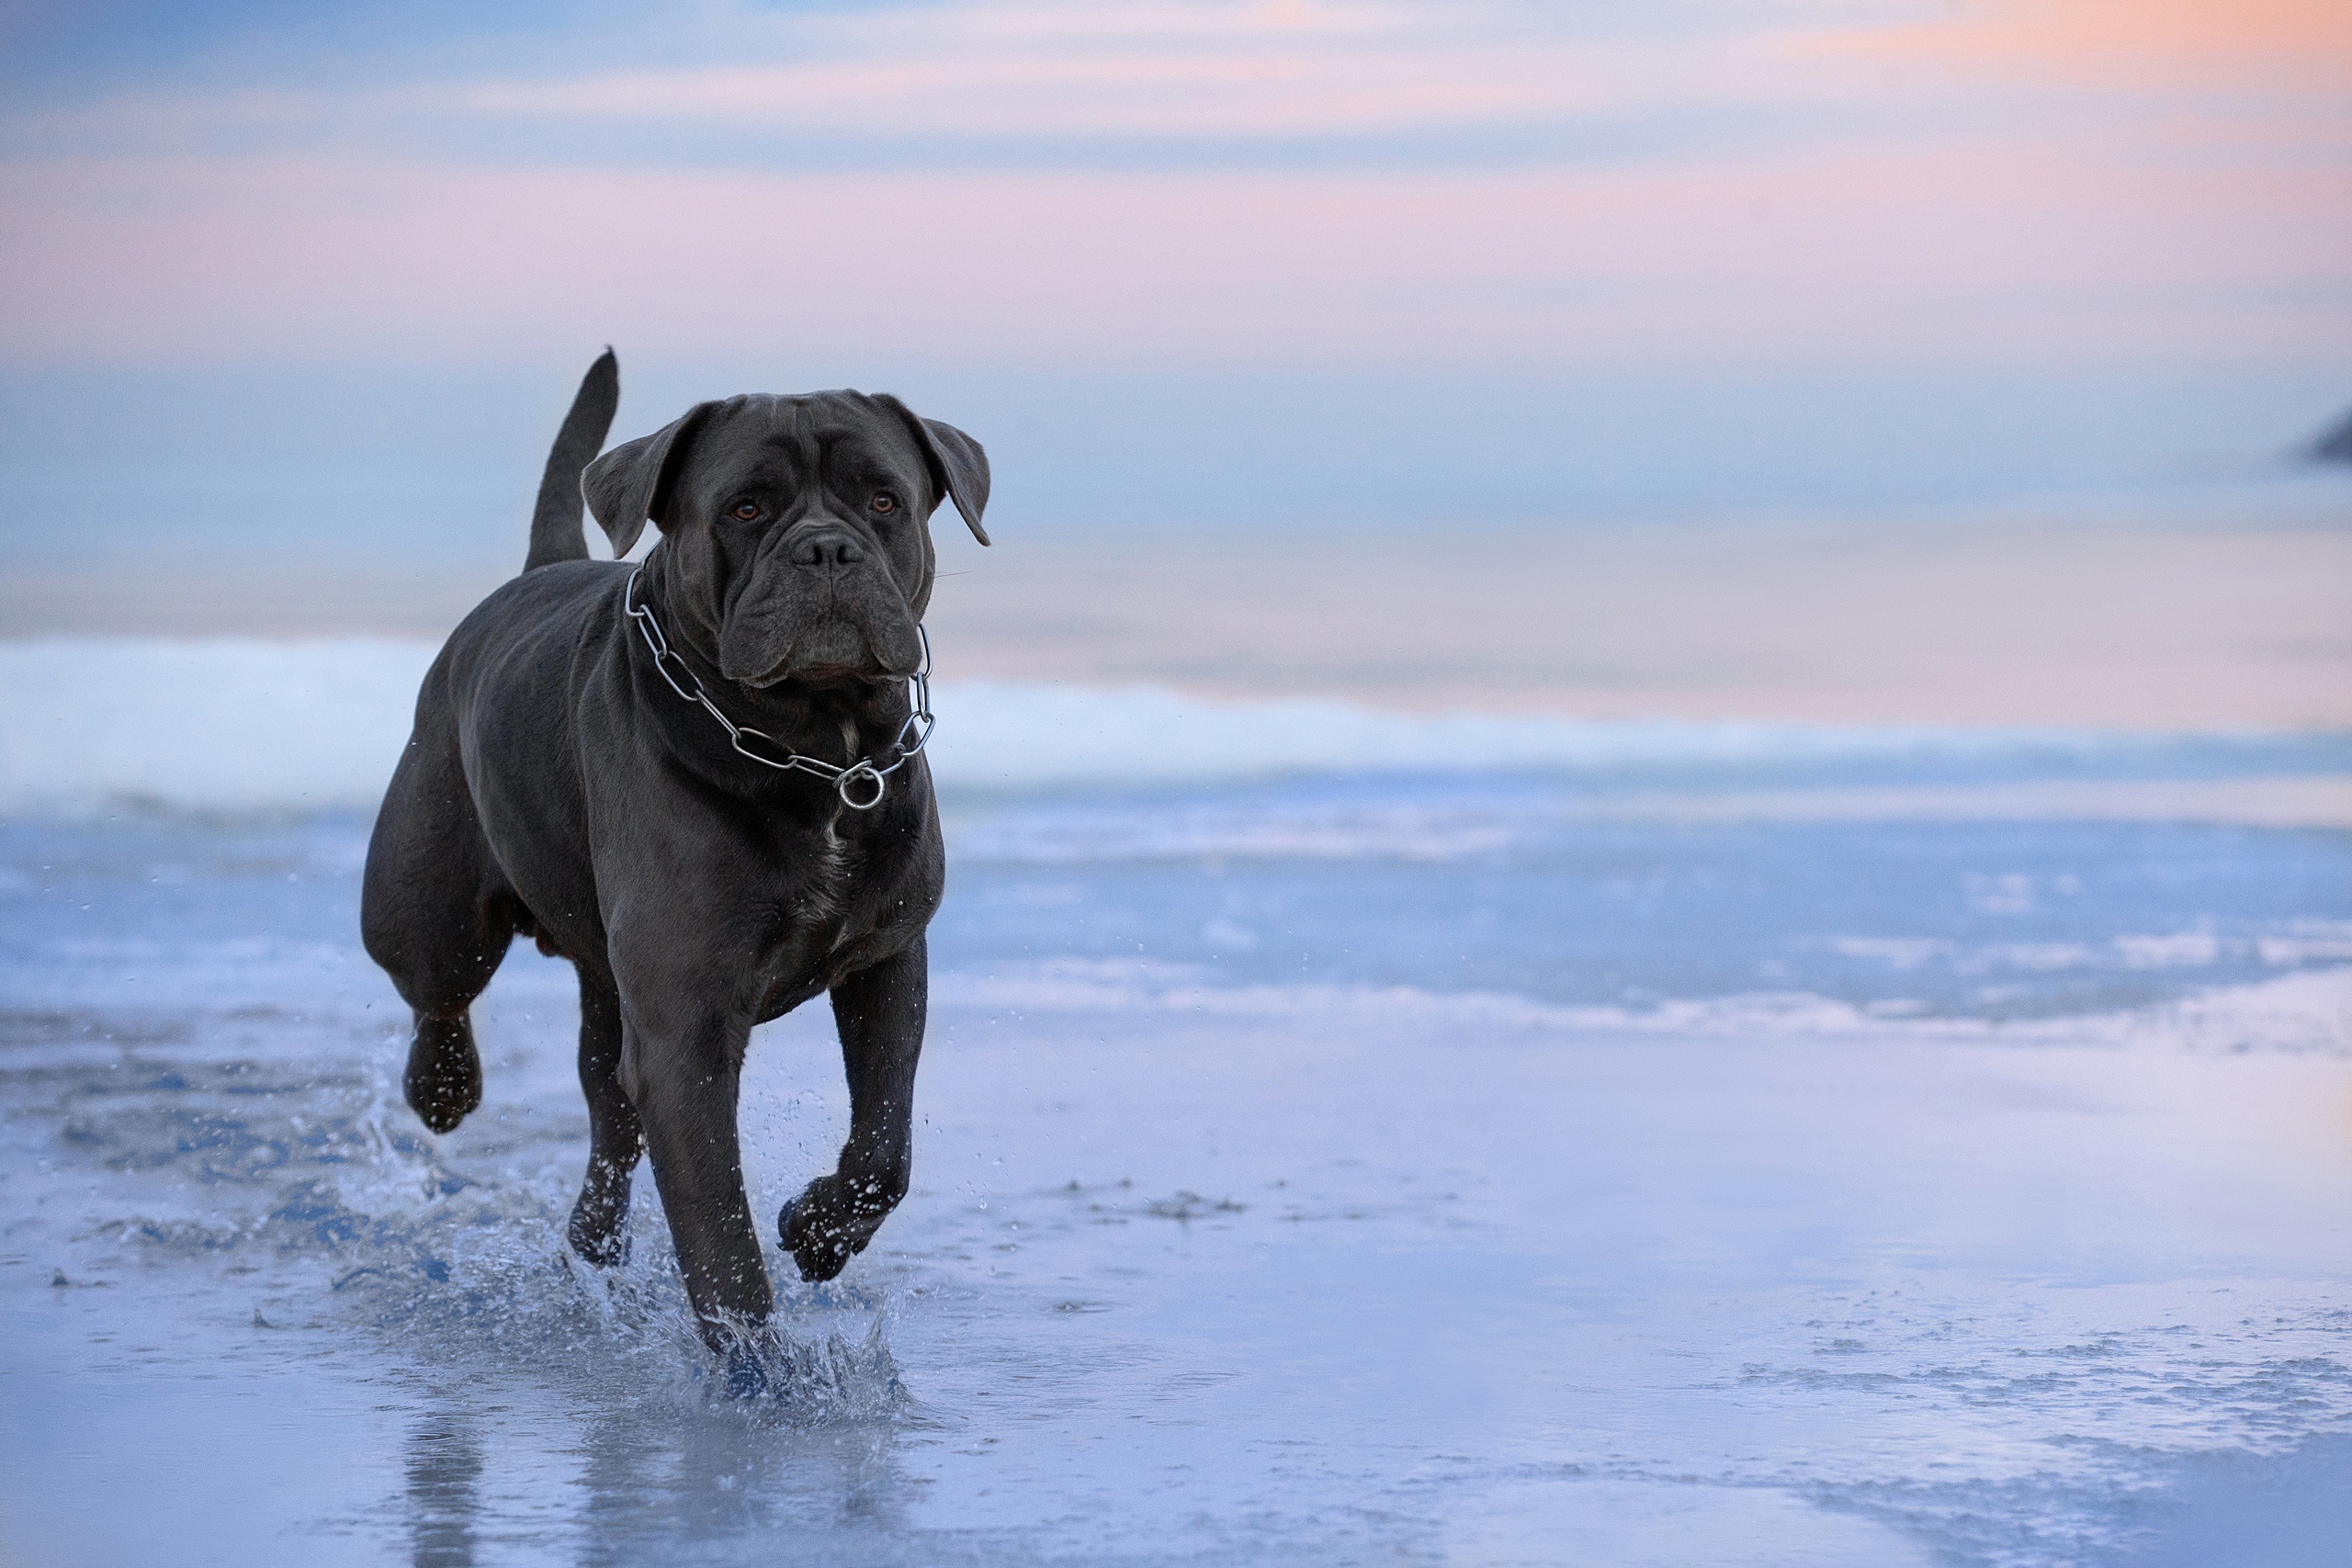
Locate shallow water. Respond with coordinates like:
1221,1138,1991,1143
4,742,2349,1565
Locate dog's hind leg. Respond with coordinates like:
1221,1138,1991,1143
782,939,926,1282
362,734,514,1135
566,971,641,1265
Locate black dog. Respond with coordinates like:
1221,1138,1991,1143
361,353,988,1376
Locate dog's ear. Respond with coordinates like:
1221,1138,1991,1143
582,400,720,558
878,396,990,546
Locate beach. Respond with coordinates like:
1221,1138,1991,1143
6,0,2350,1559
4,526,2349,1560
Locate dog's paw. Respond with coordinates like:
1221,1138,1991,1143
404,1076,479,1134
778,1194,852,1283
566,1209,630,1269
402,1022,481,1134
721,1351,769,1401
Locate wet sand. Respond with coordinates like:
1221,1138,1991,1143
6,523,2349,1562
6,798,2350,1565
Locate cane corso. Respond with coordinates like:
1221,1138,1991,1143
361,352,988,1385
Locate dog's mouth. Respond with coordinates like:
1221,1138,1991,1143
740,660,890,690
718,568,923,690
727,615,917,690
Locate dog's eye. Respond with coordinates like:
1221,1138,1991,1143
728,502,760,522
869,491,898,515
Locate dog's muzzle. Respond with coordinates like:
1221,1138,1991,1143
623,568,934,810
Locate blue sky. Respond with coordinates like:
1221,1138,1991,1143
0,3,1907,172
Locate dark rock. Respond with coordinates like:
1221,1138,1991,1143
2312,407,2352,463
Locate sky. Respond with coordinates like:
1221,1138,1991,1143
4,0,2347,368
0,0,2347,566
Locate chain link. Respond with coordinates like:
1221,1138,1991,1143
622,568,933,811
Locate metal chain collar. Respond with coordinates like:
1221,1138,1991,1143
622,567,934,811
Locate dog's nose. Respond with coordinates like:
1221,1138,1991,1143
791,530,865,570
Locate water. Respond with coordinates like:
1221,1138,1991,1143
4,713,2348,1565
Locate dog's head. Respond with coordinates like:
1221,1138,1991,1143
583,391,989,687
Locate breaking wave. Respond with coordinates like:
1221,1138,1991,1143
0,636,2287,815
935,960,2352,1057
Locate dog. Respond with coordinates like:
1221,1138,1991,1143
361,352,988,1384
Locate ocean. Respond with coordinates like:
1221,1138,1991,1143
3,629,2348,1565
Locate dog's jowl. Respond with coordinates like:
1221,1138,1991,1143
360,352,989,1387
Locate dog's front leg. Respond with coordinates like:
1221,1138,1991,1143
616,992,774,1374
782,938,927,1282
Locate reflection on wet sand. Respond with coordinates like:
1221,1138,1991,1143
573,1407,916,1564
404,1417,483,1568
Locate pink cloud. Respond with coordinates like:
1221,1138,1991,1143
1814,0,2352,92
4,141,2344,367
3,2,2344,369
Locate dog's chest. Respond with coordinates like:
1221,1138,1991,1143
748,819,872,1007
797,822,856,924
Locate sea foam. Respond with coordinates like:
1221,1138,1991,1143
0,636,2174,814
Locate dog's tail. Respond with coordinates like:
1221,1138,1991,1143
526,348,621,571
